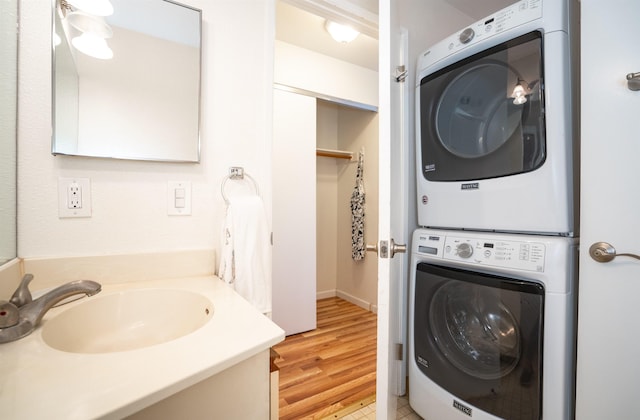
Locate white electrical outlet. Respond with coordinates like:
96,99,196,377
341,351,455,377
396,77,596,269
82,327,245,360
67,182,82,209
58,178,91,218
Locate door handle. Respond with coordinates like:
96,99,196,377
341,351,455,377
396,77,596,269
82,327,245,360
589,242,640,263
366,239,407,258
627,72,640,91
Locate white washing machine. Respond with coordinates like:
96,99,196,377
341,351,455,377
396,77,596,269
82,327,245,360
415,0,578,235
408,228,577,420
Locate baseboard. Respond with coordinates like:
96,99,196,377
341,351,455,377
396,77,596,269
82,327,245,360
336,290,371,312
316,289,337,300
316,289,376,314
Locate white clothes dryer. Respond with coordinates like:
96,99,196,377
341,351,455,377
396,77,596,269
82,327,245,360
408,228,577,420
415,0,579,235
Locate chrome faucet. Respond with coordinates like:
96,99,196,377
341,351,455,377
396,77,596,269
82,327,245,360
0,274,101,344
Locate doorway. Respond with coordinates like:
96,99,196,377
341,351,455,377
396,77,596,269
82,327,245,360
272,0,380,334
316,100,379,311
272,1,381,417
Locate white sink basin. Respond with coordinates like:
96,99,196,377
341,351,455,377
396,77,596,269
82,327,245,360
41,289,213,353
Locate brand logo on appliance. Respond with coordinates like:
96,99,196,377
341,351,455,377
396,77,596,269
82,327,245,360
461,182,479,190
417,356,429,368
424,164,435,172
453,400,472,417
428,236,440,241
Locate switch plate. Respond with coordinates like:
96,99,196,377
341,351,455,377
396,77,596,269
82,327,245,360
58,177,91,218
168,181,191,215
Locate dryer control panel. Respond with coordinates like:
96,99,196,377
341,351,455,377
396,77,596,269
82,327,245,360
417,0,543,77
415,232,546,273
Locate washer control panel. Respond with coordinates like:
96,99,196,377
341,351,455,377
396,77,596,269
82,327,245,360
415,232,546,273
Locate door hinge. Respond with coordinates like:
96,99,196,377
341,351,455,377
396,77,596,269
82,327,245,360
395,65,407,83
395,343,403,361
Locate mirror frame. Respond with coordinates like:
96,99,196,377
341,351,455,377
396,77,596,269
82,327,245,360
0,0,19,266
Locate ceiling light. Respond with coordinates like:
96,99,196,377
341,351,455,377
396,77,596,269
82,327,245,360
66,11,113,38
66,0,113,16
72,32,113,59
325,20,359,44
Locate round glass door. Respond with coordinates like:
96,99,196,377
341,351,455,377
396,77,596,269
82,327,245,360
429,280,521,379
436,63,524,158
418,31,545,182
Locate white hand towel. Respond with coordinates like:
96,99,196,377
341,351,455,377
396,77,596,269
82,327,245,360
218,195,272,313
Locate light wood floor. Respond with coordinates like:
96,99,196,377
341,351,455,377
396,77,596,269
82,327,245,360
273,297,378,420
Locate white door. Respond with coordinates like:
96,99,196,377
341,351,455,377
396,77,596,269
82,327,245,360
272,89,317,335
576,1,640,418
376,1,409,417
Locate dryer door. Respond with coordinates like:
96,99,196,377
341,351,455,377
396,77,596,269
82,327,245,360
418,31,545,182
414,263,544,419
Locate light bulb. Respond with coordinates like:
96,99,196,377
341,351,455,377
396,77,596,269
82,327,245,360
72,32,113,59
511,83,528,105
67,0,114,16
325,20,359,44
66,11,113,38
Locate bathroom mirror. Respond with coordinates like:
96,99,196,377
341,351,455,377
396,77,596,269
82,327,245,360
52,0,202,162
0,0,19,265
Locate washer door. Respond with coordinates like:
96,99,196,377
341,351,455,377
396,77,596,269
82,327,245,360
418,31,545,182
413,263,544,420
430,281,521,380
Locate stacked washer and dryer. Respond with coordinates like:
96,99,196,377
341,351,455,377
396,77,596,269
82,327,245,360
409,1,578,419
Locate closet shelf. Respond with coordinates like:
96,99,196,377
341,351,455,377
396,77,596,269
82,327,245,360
316,148,353,160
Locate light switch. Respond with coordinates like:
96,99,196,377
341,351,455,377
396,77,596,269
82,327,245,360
167,181,191,215
175,187,186,208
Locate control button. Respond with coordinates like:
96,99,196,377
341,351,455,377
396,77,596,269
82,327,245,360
448,42,454,50
459,28,475,44
485,24,492,32
456,242,473,258
484,250,492,258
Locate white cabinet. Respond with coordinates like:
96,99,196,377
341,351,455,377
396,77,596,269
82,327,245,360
128,351,271,419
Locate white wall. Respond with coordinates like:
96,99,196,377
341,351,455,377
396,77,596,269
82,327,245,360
336,107,379,308
18,0,274,262
274,40,378,108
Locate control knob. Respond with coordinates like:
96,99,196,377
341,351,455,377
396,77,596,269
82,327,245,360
456,242,474,259
459,28,475,44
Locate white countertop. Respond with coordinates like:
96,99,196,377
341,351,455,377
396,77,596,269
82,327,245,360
0,276,285,419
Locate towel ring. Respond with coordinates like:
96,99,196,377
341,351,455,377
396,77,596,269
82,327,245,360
221,168,260,205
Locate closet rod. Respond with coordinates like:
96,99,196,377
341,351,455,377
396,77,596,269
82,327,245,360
316,148,353,160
